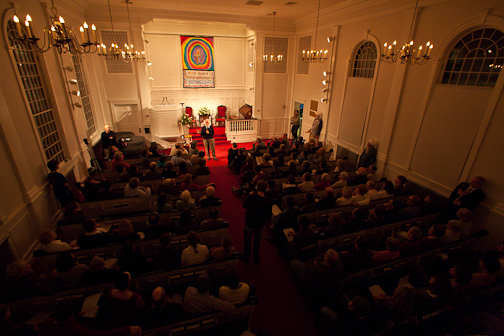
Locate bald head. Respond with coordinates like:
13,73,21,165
152,287,167,307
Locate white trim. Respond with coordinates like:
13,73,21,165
490,204,504,218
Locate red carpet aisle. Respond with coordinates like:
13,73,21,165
209,164,320,336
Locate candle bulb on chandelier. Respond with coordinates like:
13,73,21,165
387,45,392,56
417,45,422,58
59,16,68,39
91,24,97,43
383,43,387,55
426,44,433,57
24,19,32,39
392,40,397,54
13,15,23,37
79,26,85,42
83,22,89,42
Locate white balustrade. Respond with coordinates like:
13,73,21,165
225,119,258,143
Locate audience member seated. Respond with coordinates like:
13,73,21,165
344,207,366,232
448,264,473,296
317,187,336,210
83,166,106,201
341,235,373,274
331,171,348,189
276,154,285,167
228,143,239,165
124,177,151,198
153,193,174,213
144,212,169,240
335,187,353,207
99,180,123,200
149,286,184,327
442,220,462,244
116,219,140,242
128,164,145,181
376,180,394,199
157,178,178,196
298,172,315,193
54,251,88,288
350,185,367,204
298,150,309,165
333,159,346,173
211,234,238,260
191,150,204,165
267,137,281,149
106,272,146,328
174,208,198,235
300,192,318,213
398,226,424,257
281,133,291,148
314,173,331,190
440,176,485,223
456,208,473,238
394,175,408,196
260,153,272,168
314,161,329,175
312,147,326,164
355,181,379,206
284,161,298,177
367,165,379,181
240,156,255,175
154,233,181,271
418,224,445,251
194,158,210,175
251,137,267,156
230,148,247,173
77,219,110,248
38,300,142,336
117,241,149,276
291,216,317,251
267,160,284,179
219,273,250,305
175,190,196,211
282,175,299,195
278,144,288,157
140,149,152,168
382,199,402,224
115,164,130,183
181,231,209,267
177,161,190,177
320,212,345,238
201,207,226,230
145,162,162,180
470,252,501,287
348,167,368,186
80,256,120,286
39,230,72,253
268,145,276,158
184,272,236,313
420,194,440,215
189,140,199,155
199,186,221,207
272,196,300,246
170,143,189,156
400,195,422,220
161,161,177,179
171,150,192,166
111,151,130,171
290,249,345,293
371,237,400,264
265,180,281,202
287,152,299,165
180,174,212,191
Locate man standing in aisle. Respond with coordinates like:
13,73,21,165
101,124,116,160
242,180,272,265
306,112,323,141
201,119,217,160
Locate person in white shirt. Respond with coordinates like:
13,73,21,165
219,273,250,305
355,181,379,206
181,231,209,267
336,187,354,207
350,185,367,204
39,230,72,253
298,172,315,193
376,181,395,199
184,272,236,313
331,172,348,189
124,177,151,198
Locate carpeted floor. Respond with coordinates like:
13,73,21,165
207,146,320,335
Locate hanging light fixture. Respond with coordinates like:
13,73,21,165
381,0,433,65
12,0,99,54
302,0,328,63
263,12,283,63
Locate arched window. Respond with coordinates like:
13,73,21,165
351,41,377,78
7,20,65,163
441,28,503,87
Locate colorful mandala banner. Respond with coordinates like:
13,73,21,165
181,36,214,71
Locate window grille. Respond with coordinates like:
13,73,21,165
7,20,65,163
70,51,96,136
101,30,133,74
441,28,503,87
264,37,288,74
351,41,377,78
297,36,311,74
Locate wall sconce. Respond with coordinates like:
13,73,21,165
70,90,80,96
323,71,331,76
147,61,152,65
73,102,82,108
321,98,328,103
68,79,78,85
327,36,335,43
322,80,329,85
249,62,254,67
63,66,73,72
148,77,154,80
322,88,329,93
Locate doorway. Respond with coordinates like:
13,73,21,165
293,101,304,139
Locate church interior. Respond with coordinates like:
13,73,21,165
1,0,504,334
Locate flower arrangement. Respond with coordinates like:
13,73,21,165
178,114,194,126
198,106,212,116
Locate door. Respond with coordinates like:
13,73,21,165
293,101,304,138
114,104,140,134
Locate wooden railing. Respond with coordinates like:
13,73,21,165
225,119,258,143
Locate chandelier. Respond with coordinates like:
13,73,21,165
381,0,433,65
98,0,146,62
263,12,283,63
302,0,328,63
12,0,98,54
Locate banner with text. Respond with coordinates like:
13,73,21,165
181,36,215,88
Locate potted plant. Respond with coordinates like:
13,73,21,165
198,107,212,117
178,114,194,135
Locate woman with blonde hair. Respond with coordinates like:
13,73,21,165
175,190,196,211
336,186,353,206
314,173,331,190
116,219,140,242
331,172,348,189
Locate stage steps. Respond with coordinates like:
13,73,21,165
189,126,230,147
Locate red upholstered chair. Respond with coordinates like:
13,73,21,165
185,107,197,126
216,105,227,126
